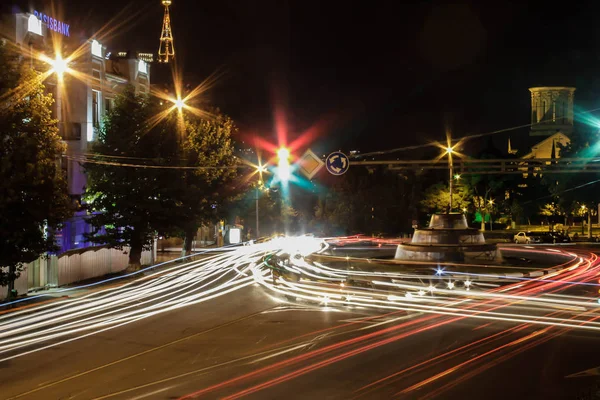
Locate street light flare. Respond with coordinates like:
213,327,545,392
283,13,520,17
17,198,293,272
256,164,267,174
52,55,68,76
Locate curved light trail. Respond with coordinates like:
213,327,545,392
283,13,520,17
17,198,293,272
2,236,600,399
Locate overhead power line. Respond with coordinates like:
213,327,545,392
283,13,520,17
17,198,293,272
355,106,600,158
65,155,242,170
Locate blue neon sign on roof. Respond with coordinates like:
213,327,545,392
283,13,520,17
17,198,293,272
33,10,70,37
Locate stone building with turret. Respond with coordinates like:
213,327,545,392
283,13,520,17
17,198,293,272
509,86,575,159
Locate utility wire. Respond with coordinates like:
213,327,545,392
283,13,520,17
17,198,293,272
64,155,242,170
80,152,187,162
355,106,600,159
67,106,600,169
522,178,600,205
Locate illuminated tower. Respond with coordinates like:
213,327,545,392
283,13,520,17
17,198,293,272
529,87,575,137
158,0,175,63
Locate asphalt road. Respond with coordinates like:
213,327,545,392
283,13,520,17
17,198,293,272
2,243,600,400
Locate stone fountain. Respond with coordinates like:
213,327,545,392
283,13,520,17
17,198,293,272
395,213,497,262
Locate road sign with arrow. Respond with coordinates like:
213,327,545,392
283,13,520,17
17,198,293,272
326,151,350,176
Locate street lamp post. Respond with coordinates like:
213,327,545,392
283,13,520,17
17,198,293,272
277,148,290,182
256,186,259,238
488,199,494,231
446,146,454,213
255,164,267,239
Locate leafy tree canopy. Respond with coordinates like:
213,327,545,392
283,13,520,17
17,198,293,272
0,44,71,292
84,86,180,268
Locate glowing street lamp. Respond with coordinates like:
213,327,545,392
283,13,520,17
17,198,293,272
175,97,185,112
51,55,68,76
256,164,267,174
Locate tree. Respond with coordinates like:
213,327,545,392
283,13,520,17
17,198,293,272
227,183,281,237
0,44,71,297
84,87,179,270
420,182,472,213
540,202,567,219
460,138,518,229
545,128,600,238
173,110,241,255
315,167,417,236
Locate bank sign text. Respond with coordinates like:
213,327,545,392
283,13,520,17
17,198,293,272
34,11,70,37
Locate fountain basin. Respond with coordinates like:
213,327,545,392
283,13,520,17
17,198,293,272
395,213,498,262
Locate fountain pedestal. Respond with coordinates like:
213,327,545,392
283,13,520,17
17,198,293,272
395,213,497,262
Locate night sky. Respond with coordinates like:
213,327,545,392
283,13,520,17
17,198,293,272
9,1,600,155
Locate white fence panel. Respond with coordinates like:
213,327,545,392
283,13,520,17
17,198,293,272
3,246,154,299
57,247,153,287
0,265,28,299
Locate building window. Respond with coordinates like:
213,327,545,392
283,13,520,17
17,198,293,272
60,122,81,140
92,90,101,127
105,98,113,115
61,156,68,180
91,40,102,58
542,100,546,121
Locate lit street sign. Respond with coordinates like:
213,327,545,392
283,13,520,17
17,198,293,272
298,149,324,179
326,151,350,175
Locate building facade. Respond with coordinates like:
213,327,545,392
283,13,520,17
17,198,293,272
525,86,575,159
510,87,576,159
2,8,151,252
529,86,576,137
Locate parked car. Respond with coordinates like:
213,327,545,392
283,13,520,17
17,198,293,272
548,232,571,243
513,231,543,244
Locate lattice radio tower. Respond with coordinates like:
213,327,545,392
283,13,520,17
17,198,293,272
158,0,175,63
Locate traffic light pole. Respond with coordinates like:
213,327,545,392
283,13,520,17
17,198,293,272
256,186,260,238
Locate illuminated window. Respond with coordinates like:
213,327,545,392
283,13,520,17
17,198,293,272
91,40,102,57
138,60,147,74
92,90,100,127
27,15,42,36
104,98,113,114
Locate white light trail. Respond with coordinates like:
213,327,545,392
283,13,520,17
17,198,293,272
2,235,600,366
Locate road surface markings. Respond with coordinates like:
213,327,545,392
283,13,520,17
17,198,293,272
88,340,337,400
5,306,276,400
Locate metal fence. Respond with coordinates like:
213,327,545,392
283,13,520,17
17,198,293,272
1,243,155,299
